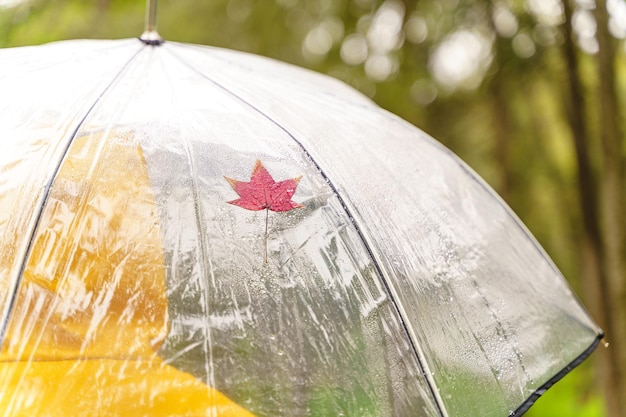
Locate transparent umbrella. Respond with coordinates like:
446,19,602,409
0,4,602,417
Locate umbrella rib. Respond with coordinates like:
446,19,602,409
0,45,147,349
165,47,448,417
181,130,216,389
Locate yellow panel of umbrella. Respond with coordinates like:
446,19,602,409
0,134,253,416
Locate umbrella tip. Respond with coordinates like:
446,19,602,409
139,30,164,46
601,337,610,348
140,0,163,46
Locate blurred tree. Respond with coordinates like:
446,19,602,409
0,0,623,416
559,1,624,415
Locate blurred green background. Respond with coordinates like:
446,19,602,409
1,0,624,416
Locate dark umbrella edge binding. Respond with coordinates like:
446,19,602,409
510,334,604,417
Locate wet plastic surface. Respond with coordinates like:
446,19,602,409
0,39,602,417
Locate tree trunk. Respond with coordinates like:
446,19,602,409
560,0,606,315
488,69,514,201
561,1,625,416
485,2,513,202
592,1,626,416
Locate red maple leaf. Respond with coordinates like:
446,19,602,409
225,160,304,212
225,160,304,262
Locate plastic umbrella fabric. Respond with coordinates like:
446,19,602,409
0,25,602,417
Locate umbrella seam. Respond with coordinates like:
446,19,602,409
164,45,449,417
413,134,602,335
181,125,217,389
0,43,147,350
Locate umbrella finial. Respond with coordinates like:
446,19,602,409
139,0,163,45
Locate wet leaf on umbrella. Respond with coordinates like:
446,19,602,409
225,160,304,212
225,160,304,263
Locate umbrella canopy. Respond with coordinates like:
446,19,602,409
0,34,602,417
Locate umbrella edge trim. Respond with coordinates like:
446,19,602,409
509,333,604,417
